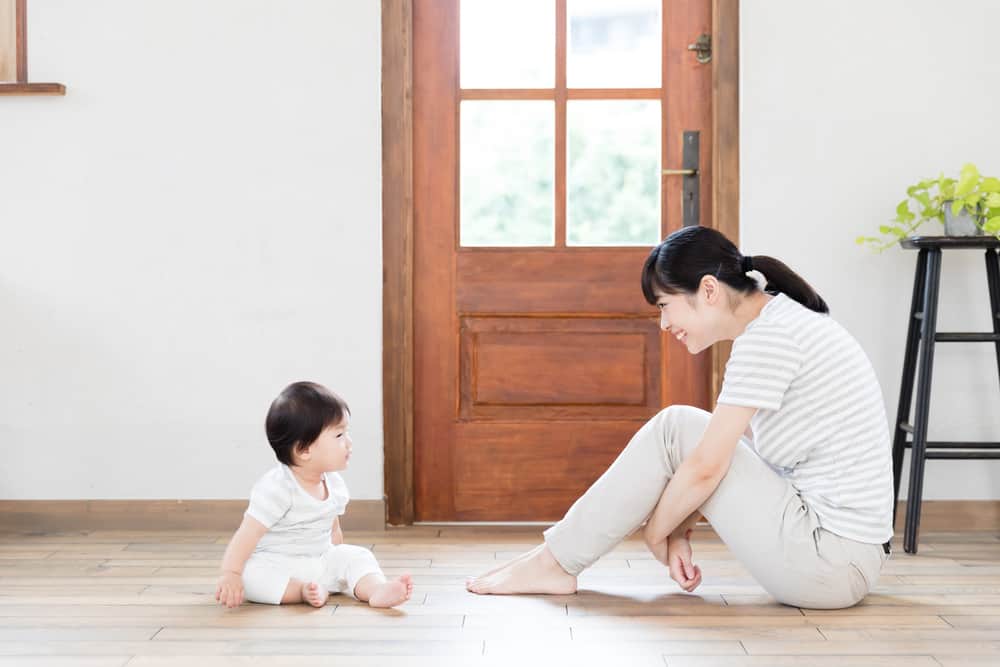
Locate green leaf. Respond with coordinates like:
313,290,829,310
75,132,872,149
914,192,932,207
985,192,1000,208
982,177,1000,193
895,200,915,223
965,194,982,208
941,180,956,198
956,167,979,197
984,216,1000,234
951,199,965,216
879,225,893,234
918,178,936,189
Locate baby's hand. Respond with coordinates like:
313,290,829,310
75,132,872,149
215,570,245,608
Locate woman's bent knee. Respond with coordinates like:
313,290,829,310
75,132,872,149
652,404,712,462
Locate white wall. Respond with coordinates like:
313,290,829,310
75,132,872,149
5,1,997,504
741,0,1000,498
0,1,385,499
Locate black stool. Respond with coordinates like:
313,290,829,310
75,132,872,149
893,236,1000,554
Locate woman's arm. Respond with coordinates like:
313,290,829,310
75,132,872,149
331,516,344,545
643,404,756,545
671,512,703,539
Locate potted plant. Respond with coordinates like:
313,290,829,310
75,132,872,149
857,163,1000,251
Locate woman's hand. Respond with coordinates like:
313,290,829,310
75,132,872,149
667,529,702,592
215,570,245,608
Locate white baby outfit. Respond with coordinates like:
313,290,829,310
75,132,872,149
241,464,381,604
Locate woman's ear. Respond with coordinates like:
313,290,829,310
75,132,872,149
699,275,720,305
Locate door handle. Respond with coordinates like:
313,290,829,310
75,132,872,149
661,131,700,227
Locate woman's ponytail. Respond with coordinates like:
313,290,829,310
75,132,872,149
748,255,828,314
641,227,829,314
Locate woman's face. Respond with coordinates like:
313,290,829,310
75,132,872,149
653,280,721,354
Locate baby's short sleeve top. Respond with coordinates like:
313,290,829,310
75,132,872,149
245,464,350,557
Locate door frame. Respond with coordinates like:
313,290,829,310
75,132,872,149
381,0,739,525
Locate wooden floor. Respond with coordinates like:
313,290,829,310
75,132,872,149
0,526,999,666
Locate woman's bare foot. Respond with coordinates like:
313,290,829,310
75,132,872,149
464,546,537,587
366,574,414,608
301,581,329,608
466,544,577,595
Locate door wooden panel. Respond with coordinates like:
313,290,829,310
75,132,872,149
456,249,652,314
473,332,646,405
460,316,661,420
452,421,649,519
413,0,712,521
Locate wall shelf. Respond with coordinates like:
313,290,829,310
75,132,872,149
1,2,65,97
0,82,66,95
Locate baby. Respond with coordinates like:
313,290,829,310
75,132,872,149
215,381,413,609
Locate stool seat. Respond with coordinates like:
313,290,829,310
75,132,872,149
892,235,1000,553
901,235,1000,250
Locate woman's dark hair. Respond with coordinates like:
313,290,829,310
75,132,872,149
640,226,828,314
265,381,350,466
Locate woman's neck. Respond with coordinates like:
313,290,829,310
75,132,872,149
725,290,774,340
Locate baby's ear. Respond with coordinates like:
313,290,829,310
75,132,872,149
292,442,312,464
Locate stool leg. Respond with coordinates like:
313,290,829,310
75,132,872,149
892,249,928,527
905,248,941,554
986,249,1000,389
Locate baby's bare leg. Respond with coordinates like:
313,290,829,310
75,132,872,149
354,573,414,608
280,578,329,607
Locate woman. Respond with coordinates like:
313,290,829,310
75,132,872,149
466,226,893,609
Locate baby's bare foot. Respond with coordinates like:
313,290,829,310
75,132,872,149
367,574,413,608
301,581,329,608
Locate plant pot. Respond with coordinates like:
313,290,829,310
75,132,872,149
942,201,984,236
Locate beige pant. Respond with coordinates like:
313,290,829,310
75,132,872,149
544,405,888,609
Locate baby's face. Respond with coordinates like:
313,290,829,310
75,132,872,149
306,417,353,472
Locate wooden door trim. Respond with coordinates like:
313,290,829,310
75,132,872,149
710,0,739,401
381,0,739,524
381,0,415,525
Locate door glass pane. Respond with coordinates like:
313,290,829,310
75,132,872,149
461,0,554,88
567,100,660,246
461,101,555,247
567,0,661,88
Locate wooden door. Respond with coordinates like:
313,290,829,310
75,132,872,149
413,0,713,521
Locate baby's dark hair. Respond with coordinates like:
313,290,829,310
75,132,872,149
265,381,350,466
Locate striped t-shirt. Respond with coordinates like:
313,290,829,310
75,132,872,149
245,464,350,557
717,293,893,544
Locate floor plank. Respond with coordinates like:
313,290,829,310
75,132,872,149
0,526,995,663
